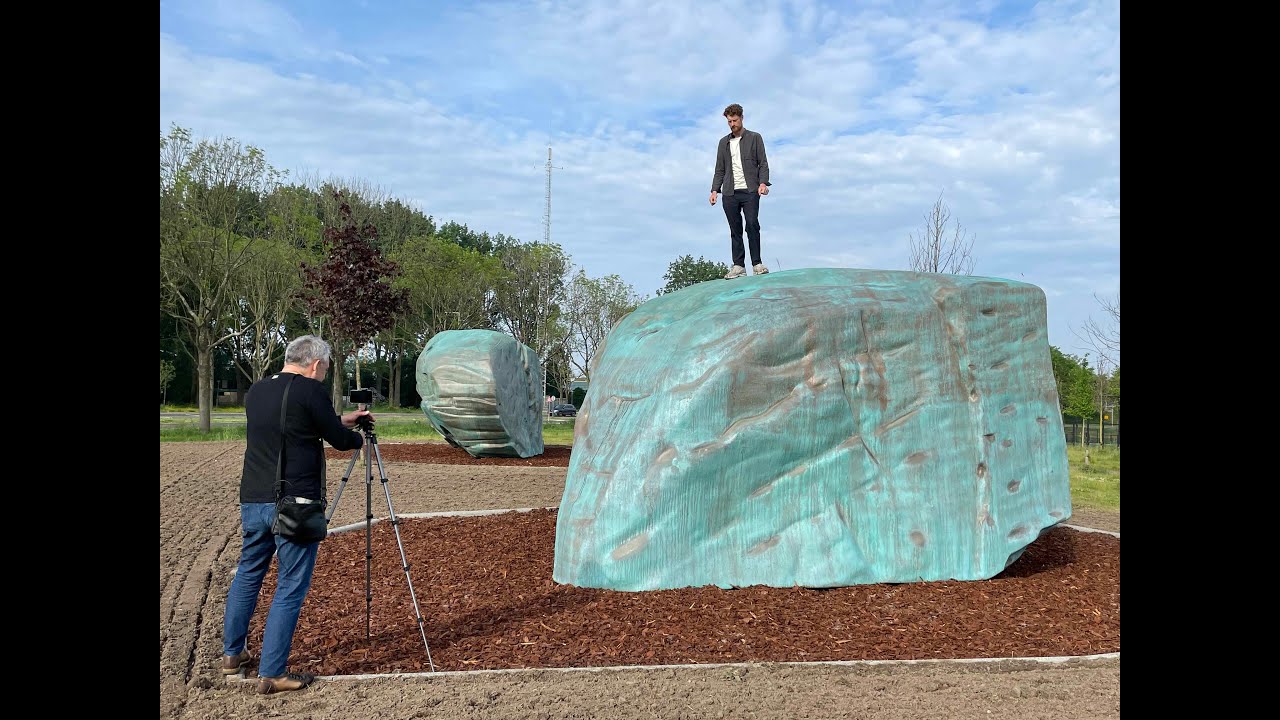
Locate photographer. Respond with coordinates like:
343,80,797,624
218,335,372,694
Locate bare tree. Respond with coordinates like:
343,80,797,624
1077,292,1120,365
227,238,300,386
908,192,975,275
1074,292,1120,453
544,339,576,403
564,270,644,380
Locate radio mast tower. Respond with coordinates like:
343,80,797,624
543,147,555,244
538,146,562,415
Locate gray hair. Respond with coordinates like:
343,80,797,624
284,335,332,366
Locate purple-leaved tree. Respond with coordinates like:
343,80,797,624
301,193,410,410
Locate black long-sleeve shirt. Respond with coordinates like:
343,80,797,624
239,371,363,503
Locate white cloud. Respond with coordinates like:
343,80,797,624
160,0,1119,355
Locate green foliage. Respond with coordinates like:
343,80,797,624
264,183,326,259
658,254,729,295
571,387,586,407
1109,365,1120,416
491,241,571,360
375,198,437,250
393,235,502,346
160,359,176,395
1049,346,1097,420
435,220,512,255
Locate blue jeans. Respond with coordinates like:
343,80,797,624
222,503,320,678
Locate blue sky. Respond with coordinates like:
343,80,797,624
160,0,1119,360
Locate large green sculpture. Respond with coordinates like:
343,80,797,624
415,329,544,459
553,268,1071,590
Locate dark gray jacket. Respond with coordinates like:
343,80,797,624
711,129,771,195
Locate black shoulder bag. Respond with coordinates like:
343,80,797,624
271,374,329,543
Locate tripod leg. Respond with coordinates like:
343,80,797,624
366,437,374,643
369,438,438,673
326,448,363,523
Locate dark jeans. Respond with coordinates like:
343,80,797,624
723,189,762,267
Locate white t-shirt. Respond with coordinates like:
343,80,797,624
729,135,748,190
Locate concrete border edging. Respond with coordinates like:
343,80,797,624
227,651,1119,685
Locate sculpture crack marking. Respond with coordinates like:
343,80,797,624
875,406,922,437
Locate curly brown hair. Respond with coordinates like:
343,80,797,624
723,103,744,118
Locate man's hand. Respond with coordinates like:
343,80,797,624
341,409,374,429
758,183,769,196
709,191,717,206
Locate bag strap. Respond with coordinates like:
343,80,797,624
275,373,297,502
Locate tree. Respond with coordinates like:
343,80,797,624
492,241,570,364
1091,355,1113,447
543,340,575,401
391,235,503,406
1049,346,1077,409
160,359,177,405
1072,292,1119,447
375,198,436,250
160,125,281,432
1050,346,1096,445
908,193,975,275
1076,292,1120,366
658,254,729,294
300,194,410,410
395,236,501,348
564,270,645,379
227,236,301,386
435,220,495,255
1109,365,1120,418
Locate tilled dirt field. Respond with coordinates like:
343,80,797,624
161,441,1120,719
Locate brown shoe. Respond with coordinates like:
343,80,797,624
256,672,316,695
220,649,253,675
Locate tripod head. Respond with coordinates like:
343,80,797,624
349,388,378,434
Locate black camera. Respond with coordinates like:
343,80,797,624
350,388,375,405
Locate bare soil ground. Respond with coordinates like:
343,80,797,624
161,441,1119,719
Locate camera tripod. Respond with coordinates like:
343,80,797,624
326,414,436,672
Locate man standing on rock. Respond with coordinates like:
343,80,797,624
710,103,772,280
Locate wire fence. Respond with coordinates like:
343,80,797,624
1063,421,1120,446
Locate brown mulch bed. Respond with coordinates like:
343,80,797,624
325,444,573,466
247,509,1119,675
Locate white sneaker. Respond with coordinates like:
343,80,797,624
753,263,770,275
724,265,747,279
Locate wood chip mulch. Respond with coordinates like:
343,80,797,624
325,443,573,466
248,509,1119,675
